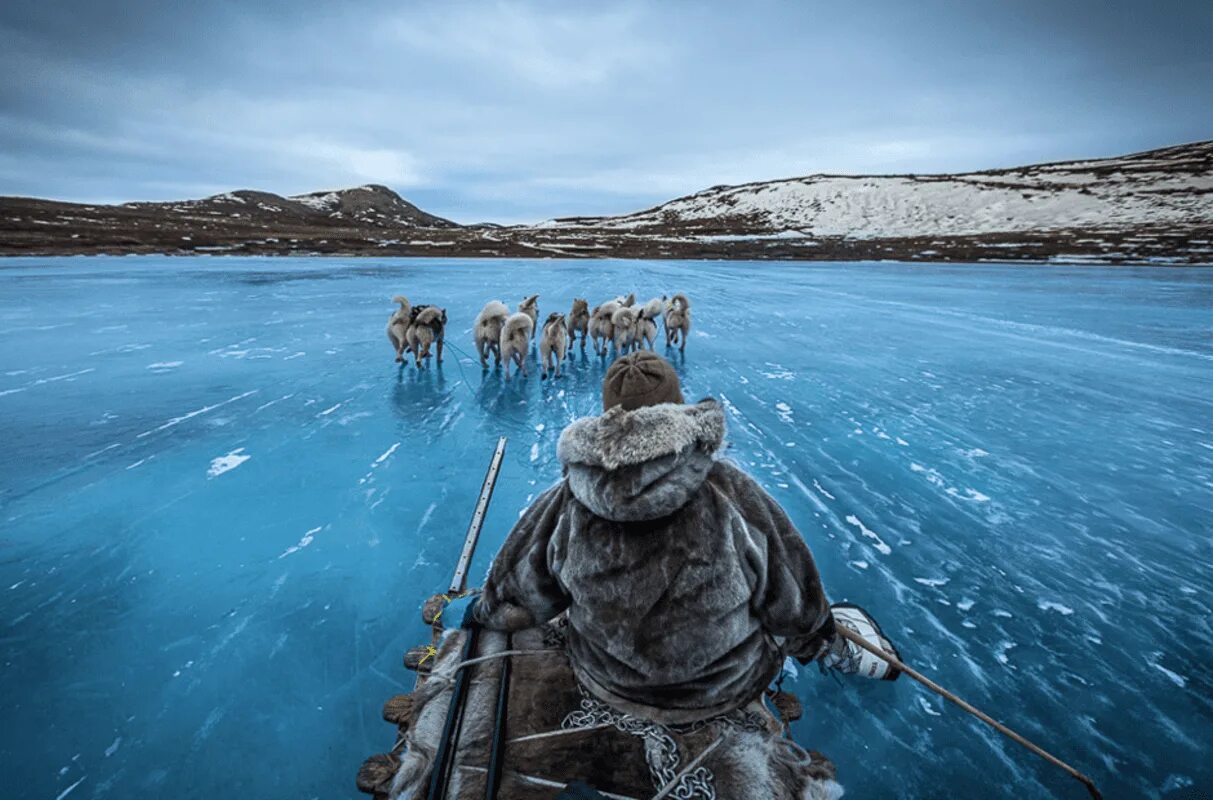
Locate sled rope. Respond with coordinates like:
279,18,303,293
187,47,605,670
421,649,555,686
836,626,1103,799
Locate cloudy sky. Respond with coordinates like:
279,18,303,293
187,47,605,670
1,1,1209,223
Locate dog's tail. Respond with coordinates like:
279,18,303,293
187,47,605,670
477,300,509,326
392,295,410,308
611,305,638,328
641,297,663,320
502,312,534,342
415,306,444,327
671,292,690,312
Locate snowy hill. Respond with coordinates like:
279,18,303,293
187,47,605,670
121,184,456,229
1,141,1209,263
287,185,456,228
541,141,1213,239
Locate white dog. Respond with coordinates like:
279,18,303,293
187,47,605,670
500,312,534,379
664,293,691,352
473,300,509,368
611,305,640,355
539,312,569,379
386,295,412,363
589,300,621,357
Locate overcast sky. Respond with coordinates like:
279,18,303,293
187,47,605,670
1,1,1209,223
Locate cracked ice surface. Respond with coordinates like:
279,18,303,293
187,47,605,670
1,256,1210,799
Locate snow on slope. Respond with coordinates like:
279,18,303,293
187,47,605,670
542,141,1213,238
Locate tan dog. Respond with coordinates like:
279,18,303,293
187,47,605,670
540,312,568,379
611,305,640,355
566,298,590,349
664,292,691,352
473,300,509,368
405,306,446,368
500,312,534,379
386,295,412,363
589,300,621,357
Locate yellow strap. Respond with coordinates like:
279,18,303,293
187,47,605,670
417,644,439,666
431,591,473,625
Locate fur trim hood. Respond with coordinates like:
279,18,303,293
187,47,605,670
557,398,725,521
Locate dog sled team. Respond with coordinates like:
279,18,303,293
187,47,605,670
391,291,692,379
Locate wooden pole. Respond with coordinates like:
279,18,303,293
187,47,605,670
836,626,1103,800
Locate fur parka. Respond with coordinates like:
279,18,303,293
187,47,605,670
476,398,835,723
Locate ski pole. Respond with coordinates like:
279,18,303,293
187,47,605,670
836,626,1103,800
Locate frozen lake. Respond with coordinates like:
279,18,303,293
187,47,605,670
1,256,1211,799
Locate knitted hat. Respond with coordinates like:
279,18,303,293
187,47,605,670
602,352,684,411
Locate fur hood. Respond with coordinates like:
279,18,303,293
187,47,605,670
557,399,725,521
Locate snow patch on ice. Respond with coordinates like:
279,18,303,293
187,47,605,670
207,448,250,478
55,775,86,800
1148,653,1186,688
1037,600,1074,616
917,696,942,717
914,577,950,588
279,526,323,558
140,390,258,438
373,442,400,465
845,514,892,555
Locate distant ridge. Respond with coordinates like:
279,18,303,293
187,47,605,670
122,184,457,229
1,141,1209,264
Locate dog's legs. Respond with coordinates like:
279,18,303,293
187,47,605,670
390,330,405,363
476,337,488,369
436,336,444,364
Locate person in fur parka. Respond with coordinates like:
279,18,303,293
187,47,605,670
474,351,838,724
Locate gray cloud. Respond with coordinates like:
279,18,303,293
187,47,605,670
2,0,1210,223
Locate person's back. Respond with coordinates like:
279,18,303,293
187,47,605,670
474,352,840,723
